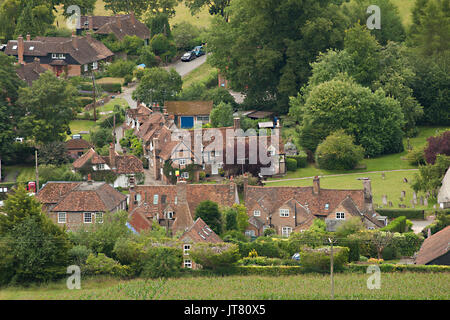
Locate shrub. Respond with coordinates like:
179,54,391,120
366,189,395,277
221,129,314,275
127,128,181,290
288,151,308,168
375,209,425,220
347,263,450,273
406,146,426,165
300,246,349,273
315,130,364,170
381,216,410,233
238,239,289,259
239,257,300,266
421,210,450,238
84,253,130,277
140,246,183,279
424,130,450,164
264,228,276,237
190,243,241,270
100,82,122,93
286,158,297,171
359,255,368,262
68,245,93,266
106,60,135,79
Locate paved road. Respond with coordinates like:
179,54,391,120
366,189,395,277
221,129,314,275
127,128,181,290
164,54,208,77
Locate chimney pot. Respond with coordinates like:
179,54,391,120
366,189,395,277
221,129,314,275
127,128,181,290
26,34,30,41
313,176,320,195
17,35,24,65
87,173,92,183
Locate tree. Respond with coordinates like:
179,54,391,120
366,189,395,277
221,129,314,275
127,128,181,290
371,231,394,260
184,0,232,21
103,0,176,18
17,71,78,144
223,207,238,232
14,1,55,38
293,76,405,157
132,67,182,105
150,33,176,62
90,127,114,148
138,46,159,67
336,216,365,237
38,141,71,166
315,130,365,170
172,21,202,51
207,0,350,112
189,243,240,270
0,52,25,166
194,200,223,235
424,130,450,164
210,102,233,128
411,154,450,197
341,0,406,45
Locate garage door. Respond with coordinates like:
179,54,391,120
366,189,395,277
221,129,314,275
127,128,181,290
180,116,194,129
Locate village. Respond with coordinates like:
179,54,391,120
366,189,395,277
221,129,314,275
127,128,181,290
0,0,448,301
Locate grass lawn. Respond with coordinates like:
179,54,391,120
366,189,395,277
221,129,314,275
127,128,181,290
16,166,36,184
1,273,448,300
170,2,213,28
68,120,98,141
182,61,217,89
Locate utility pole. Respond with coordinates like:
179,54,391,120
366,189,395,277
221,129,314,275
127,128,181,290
35,150,39,195
329,238,334,300
91,71,97,122
113,113,116,145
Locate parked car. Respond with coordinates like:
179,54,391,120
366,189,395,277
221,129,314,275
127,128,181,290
193,45,205,57
181,51,196,62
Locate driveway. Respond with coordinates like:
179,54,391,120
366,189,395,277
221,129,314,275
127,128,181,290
117,83,137,109
410,216,435,234
164,54,208,77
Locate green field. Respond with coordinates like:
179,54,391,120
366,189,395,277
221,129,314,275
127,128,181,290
1,273,448,300
182,61,217,89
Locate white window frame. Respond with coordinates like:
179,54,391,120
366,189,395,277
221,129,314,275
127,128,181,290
58,212,66,224
282,227,292,238
336,212,345,220
96,212,103,224
153,194,159,204
84,212,92,223
167,211,173,219
183,244,191,255
253,210,261,217
58,53,65,59
280,208,290,217
179,158,187,165
92,61,98,70
184,259,192,269
84,64,88,72
97,163,105,170
52,53,57,59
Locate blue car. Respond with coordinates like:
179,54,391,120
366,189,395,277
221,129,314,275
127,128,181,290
193,45,205,57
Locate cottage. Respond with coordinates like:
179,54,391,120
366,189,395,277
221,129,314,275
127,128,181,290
165,101,213,129
4,34,114,77
78,13,151,45
244,176,386,237
66,136,93,160
128,181,239,235
72,144,144,188
15,57,47,86
179,218,223,269
36,179,127,231
437,167,450,209
415,226,450,265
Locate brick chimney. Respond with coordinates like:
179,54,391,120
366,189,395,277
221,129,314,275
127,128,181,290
116,15,122,30
153,137,160,180
234,117,240,130
313,176,320,195
88,15,94,31
26,34,31,41
72,32,78,49
176,180,187,204
109,143,116,170
130,11,136,26
17,35,24,65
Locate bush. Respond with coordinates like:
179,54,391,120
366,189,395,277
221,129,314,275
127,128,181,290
381,216,411,233
100,82,122,93
140,246,183,279
347,263,450,273
315,130,364,170
222,230,249,243
375,209,425,220
84,253,130,277
239,257,300,266
68,245,93,266
286,158,297,171
288,151,308,168
190,243,241,270
359,255,368,262
300,246,349,273
238,239,289,259
106,60,136,79
406,146,426,165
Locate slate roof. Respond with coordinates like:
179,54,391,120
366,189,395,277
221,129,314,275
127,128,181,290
5,35,114,65
37,181,126,213
15,59,47,86
179,218,222,244
415,226,450,265
165,101,213,116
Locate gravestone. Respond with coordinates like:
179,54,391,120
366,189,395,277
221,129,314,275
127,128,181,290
420,196,424,206
411,200,415,208
401,191,406,198
403,178,408,183
424,198,428,207
389,201,393,207
413,192,418,205
382,195,388,206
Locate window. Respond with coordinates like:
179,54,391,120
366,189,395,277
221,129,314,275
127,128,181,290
153,194,159,204
29,46,34,51
174,196,178,205
59,54,65,59
245,230,255,237
167,211,173,219
84,212,92,223
280,209,290,217
336,212,345,220
198,232,206,240
183,244,191,255
282,227,292,238
58,212,66,224
325,203,329,210
92,61,98,70
84,64,88,72
52,53,57,59
161,195,167,204
184,259,192,268
97,163,105,170
179,158,187,165
253,210,261,217
96,212,103,224
12,45,17,50
197,116,209,122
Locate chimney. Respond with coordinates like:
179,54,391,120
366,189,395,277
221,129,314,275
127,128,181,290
176,180,187,204
360,178,374,214
26,34,31,41
116,15,122,30
243,173,248,199
87,173,92,184
234,117,240,130
313,176,320,195
130,11,136,26
72,32,78,49
17,35,24,65
153,137,160,180
33,57,40,72
109,143,116,170
88,15,94,31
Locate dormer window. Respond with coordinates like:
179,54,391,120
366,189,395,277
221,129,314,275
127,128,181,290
325,203,329,210
280,209,290,217
12,45,17,50
29,46,34,51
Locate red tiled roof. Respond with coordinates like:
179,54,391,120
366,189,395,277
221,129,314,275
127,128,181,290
36,182,80,205
73,148,106,169
66,138,92,150
114,154,144,174
415,226,450,265
179,218,222,243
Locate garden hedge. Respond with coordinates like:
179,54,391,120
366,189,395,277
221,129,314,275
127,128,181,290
286,158,298,171
347,263,450,273
287,151,308,168
376,209,425,220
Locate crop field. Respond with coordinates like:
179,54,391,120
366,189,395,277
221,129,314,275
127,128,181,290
0,273,448,300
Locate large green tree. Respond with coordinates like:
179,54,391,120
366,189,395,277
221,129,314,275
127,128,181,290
132,67,182,105
207,0,350,112
194,200,223,235
17,71,78,144
184,0,231,21
210,102,234,128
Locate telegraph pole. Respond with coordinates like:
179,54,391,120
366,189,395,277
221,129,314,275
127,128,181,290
329,238,334,300
35,150,39,195
91,71,97,122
